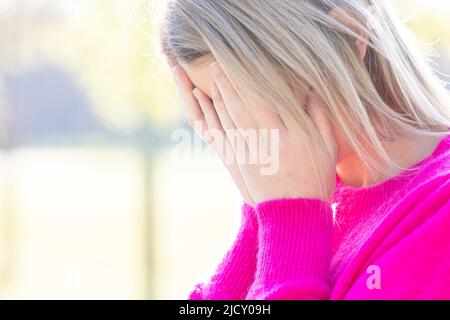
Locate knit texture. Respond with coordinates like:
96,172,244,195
188,134,450,300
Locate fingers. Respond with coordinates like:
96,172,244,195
169,57,255,204
172,66,204,127
172,66,210,142
211,83,250,165
167,56,179,69
193,87,225,147
210,83,237,131
192,89,255,206
209,61,287,168
193,88,222,131
210,62,255,131
210,62,287,134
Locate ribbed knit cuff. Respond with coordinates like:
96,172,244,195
188,203,259,300
247,198,333,299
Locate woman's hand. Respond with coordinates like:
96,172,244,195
168,57,256,206
205,61,338,203
168,56,337,204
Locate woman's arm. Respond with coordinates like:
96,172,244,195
246,178,450,300
172,59,337,300
189,203,259,300
168,54,261,300
194,61,337,300
246,199,333,300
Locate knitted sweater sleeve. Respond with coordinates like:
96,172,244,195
246,199,334,300
188,203,259,300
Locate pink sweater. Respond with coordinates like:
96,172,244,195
188,134,450,300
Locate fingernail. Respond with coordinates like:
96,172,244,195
210,62,223,77
167,56,178,68
192,88,200,99
171,66,180,76
211,84,221,101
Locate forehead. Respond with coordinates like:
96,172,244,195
180,54,215,74
180,54,216,97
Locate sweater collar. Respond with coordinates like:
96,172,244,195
334,133,450,198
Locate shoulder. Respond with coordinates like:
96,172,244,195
405,134,450,198
385,136,450,234
387,138,450,243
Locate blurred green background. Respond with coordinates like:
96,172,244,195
0,0,448,299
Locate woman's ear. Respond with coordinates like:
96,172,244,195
330,7,369,61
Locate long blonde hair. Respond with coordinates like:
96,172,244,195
157,0,450,195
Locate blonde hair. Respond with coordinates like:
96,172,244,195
158,0,450,196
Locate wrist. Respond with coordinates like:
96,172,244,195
241,202,257,227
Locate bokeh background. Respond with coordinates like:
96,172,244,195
0,0,448,299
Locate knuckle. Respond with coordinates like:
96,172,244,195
186,116,199,127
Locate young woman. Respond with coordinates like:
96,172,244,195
159,0,450,299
